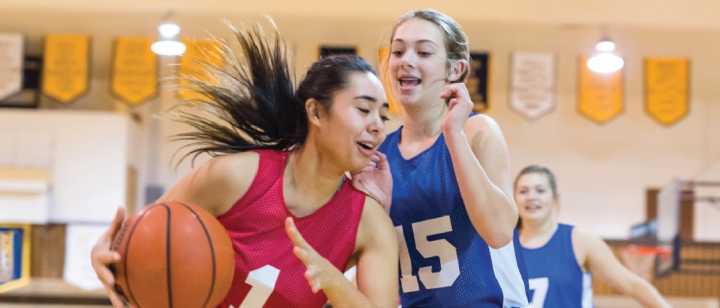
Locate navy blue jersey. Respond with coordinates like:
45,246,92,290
380,127,528,308
520,224,593,308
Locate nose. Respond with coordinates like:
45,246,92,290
399,51,417,69
368,113,384,135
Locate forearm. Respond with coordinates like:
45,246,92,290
324,270,378,308
625,278,671,308
444,129,517,247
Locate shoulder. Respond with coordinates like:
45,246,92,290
464,113,505,144
571,227,606,267
160,151,260,216
201,151,260,190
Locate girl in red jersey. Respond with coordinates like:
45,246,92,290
91,26,398,308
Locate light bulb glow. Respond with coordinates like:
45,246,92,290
151,40,186,56
587,53,624,74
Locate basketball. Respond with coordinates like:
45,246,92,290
111,201,235,308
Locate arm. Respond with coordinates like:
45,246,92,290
575,230,671,308
158,151,259,216
443,104,518,247
286,198,399,308
91,152,259,306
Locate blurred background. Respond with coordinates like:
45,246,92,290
0,0,718,307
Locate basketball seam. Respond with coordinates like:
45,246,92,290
123,208,151,308
163,203,174,308
181,203,217,308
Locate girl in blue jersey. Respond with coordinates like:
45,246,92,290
378,9,529,307
514,165,671,308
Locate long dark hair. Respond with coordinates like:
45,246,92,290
173,25,376,163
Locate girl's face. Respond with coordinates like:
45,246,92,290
515,172,558,225
388,18,451,107
313,71,389,172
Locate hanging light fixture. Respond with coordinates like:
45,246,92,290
586,36,624,74
151,13,186,56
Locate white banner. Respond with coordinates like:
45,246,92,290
510,52,555,120
0,34,23,100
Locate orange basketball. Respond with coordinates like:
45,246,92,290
112,201,235,308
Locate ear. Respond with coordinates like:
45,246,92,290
447,59,469,83
305,98,323,127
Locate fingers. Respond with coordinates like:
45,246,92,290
109,207,126,238
285,218,310,251
374,152,389,171
93,251,121,285
304,270,321,293
95,250,121,265
441,83,470,101
103,284,127,308
293,246,311,266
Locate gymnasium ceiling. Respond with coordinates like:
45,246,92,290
1,0,718,78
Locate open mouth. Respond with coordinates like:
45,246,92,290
398,77,421,89
356,141,377,157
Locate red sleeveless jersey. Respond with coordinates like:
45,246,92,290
216,150,366,308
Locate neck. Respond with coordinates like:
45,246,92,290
521,216,558,241
285,141,345,214
401,99,447,141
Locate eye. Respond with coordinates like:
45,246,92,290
391,50,403,57
381,115,390,122
418,51,432,57
357,107,370,114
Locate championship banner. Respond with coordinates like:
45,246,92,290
0,34,23,101
111,36,157,106
42,35,90,103
178,39,223,101
510,52,555,120
645,57,689,126
0,225,30,293
468,52,490,112
578,55,623,124
377,47,401,115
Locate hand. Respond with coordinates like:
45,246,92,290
440,83,473,134
350,152,392,212
285,217,341,293
90,207,128,308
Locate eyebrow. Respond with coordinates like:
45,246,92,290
392,38,439,47
354,96,390,109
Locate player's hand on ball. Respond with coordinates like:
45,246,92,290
90,207,129,308
285,217,339,293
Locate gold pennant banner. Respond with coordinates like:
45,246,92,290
42,35,90,103
178,39,224,101
645,57,689,126
111,36,157,106
377,47,402,115
577,55,623,124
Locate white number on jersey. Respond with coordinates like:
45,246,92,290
395,215,460,292
234,265,280,308
529,277,549,308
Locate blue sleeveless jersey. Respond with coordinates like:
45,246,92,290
519,224,593,308
380,128,529,308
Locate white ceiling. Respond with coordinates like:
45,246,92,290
2,0,717,78
3,0,720,31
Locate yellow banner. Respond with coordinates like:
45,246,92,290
377,47,402,115
578,55,623,124
645,58,689,126
111,37,157,106
42,35,90,103
178,39,223,101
